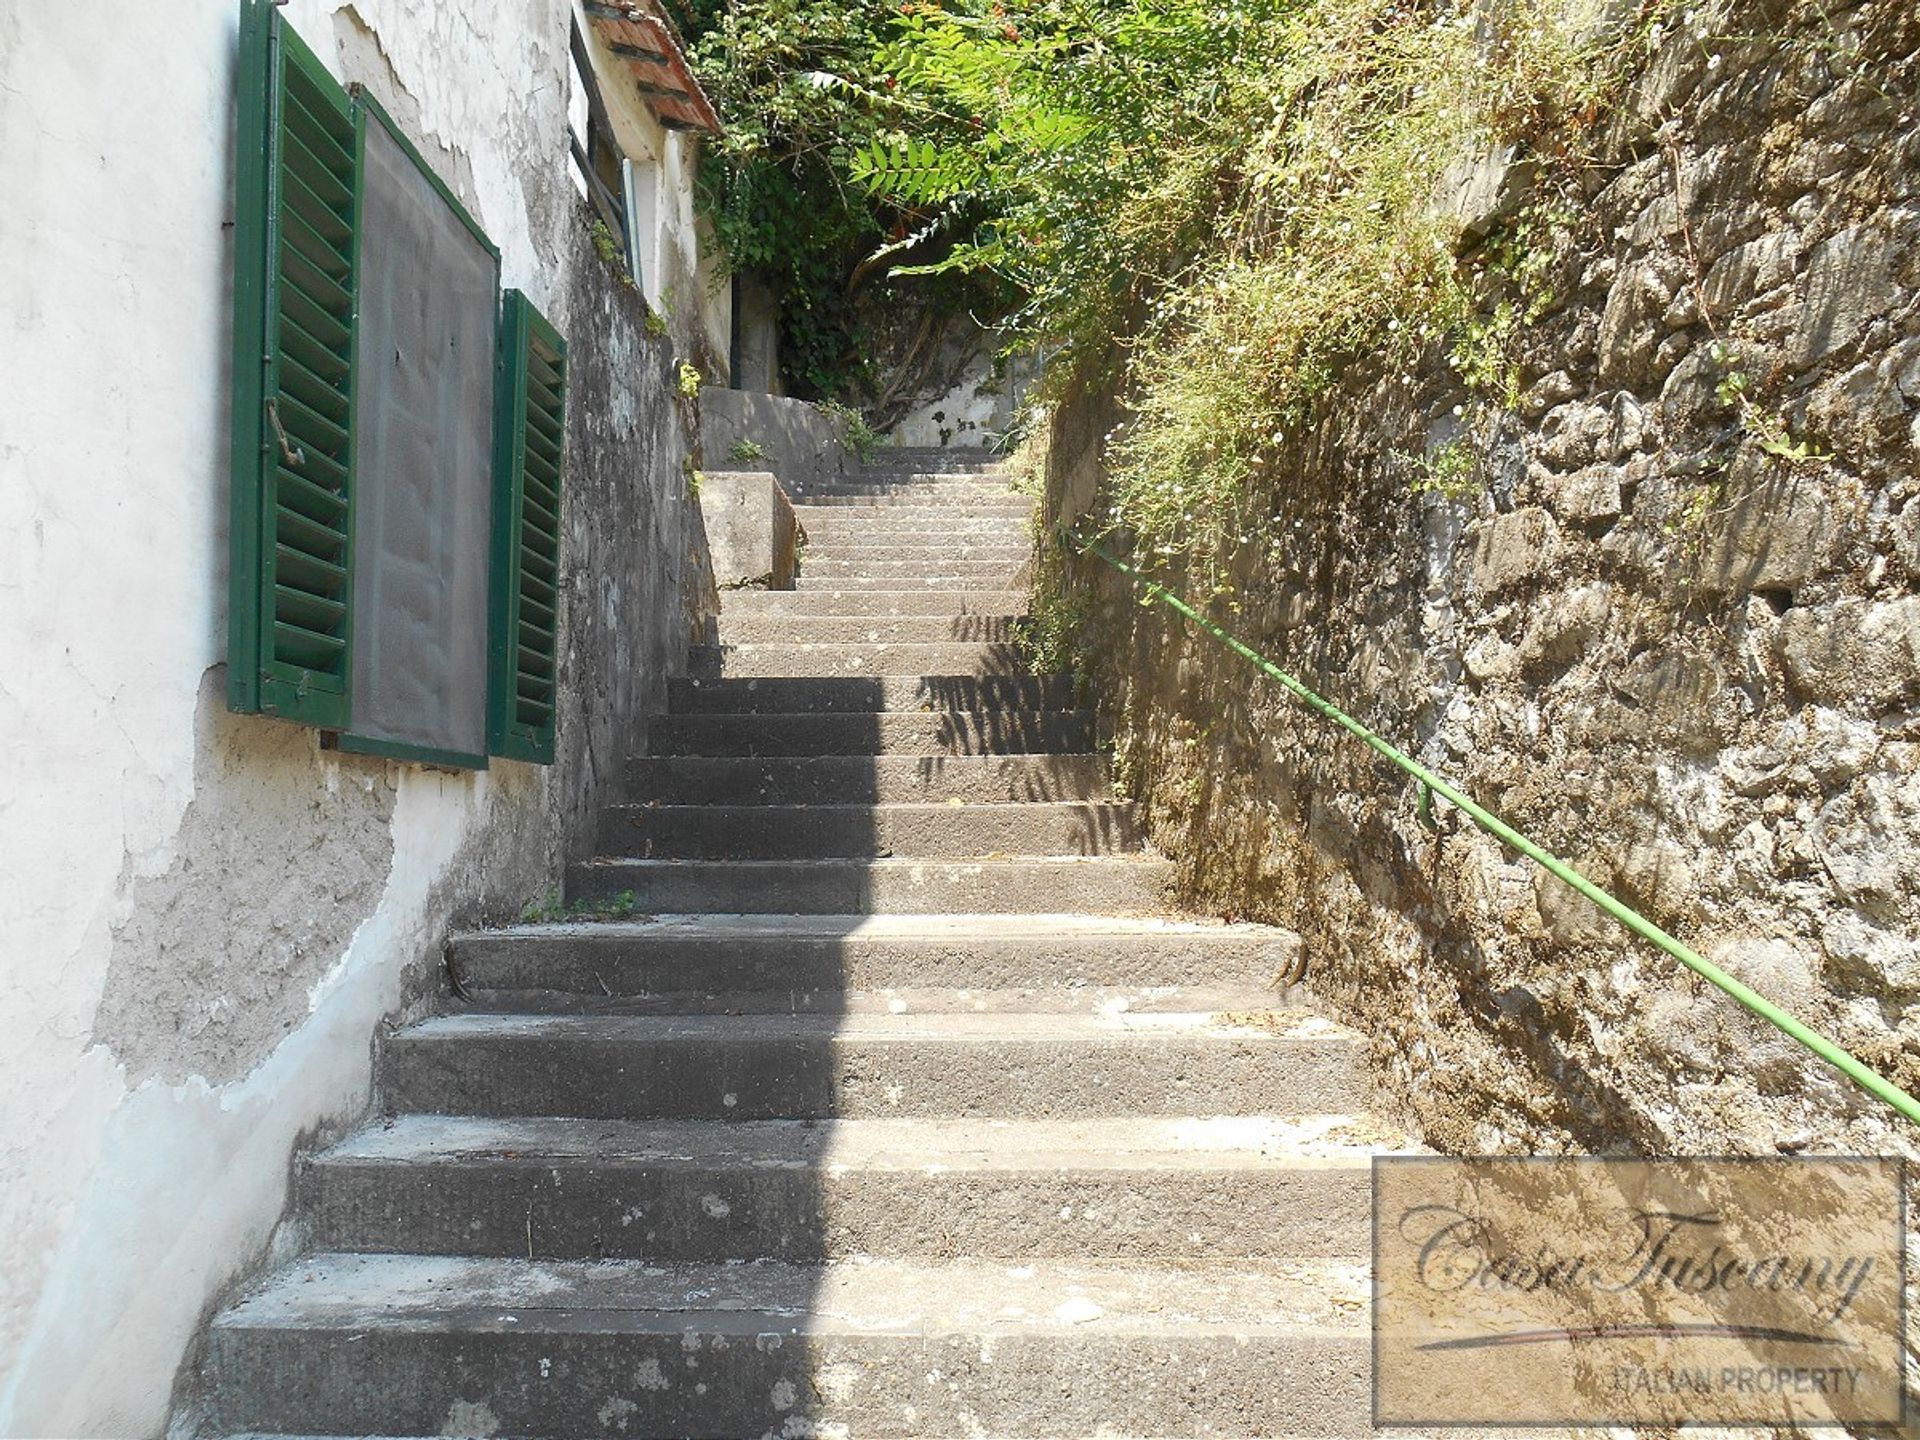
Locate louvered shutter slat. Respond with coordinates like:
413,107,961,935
228,0,358,727
488,290,566,764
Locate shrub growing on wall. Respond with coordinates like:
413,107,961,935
841,0,1674,571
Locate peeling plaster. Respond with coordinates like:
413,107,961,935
93,673,397,1086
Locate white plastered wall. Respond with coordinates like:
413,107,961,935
0,2,596,1433
573,5,728,373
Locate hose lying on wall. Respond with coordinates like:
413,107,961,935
1079,534,1920,1131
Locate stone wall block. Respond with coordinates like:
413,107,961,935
1518,582,1611,675
1470,506,1560,596
1543,463,1623,524
1775,595,1920,711
1536,400,1613,470
1693,457,1836,593
1697,938,1834,1093
1792,222,1898,366
1700,229,1806,315
1596,260,1672,387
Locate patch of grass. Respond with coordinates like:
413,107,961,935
520,887,649,924
728,438,770,463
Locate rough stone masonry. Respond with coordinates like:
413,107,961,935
1052,0,1920,1159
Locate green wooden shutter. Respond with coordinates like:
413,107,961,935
489,290,567,763
228,0,359,727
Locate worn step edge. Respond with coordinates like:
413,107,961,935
666,673,1069,714
206,1254,1370,1437
687,643,1030,679
718,590,1029,616
381,1007,1366,1119
450,914,1302,994
623,753,1114,804
642,711,1093,758
598,800,1142,859
566,854,1175,915
453,981,1303,1017
716,615,1025,645
302,1113,1396,1261
210,1250,1371,1333
800,544,1031,559
800,557,1025,570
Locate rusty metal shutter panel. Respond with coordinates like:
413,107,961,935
228,0,359,727
488,290,566,764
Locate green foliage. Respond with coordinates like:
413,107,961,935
1411,438,1480,500
590,218,622,266
678,361,704,398
849,0,1669,578
853,0,1269,359
674,0,992,399
1707,340,1835,466
819,399,884,462
729,438,771,463
520,887,645,923
1015,522,1088,680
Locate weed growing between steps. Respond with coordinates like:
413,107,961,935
519,887,650,924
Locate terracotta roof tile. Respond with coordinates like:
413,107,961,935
584,0,722,134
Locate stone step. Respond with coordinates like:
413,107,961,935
206,1252,1370,1437
381,1008,1369,1119
793,515,1028,538
644,710,1091,757
795,479,1022,498
839,469,1009,485
625,753,1111,804
716,613,1023,645
566,854,1174,914
457,982,1302,1018
450,914,1301,997
797,505,1023,526
802,541,1030,561
718,589,1028,618
862,447,1003,469
799,558,1025,579
666,673,1070,714
301,1112,1392,1262
789,576,1025,594
791,494,1033,510
598,800,1142,859
687,642,1024,679
861,450,1004,472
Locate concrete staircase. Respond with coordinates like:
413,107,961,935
194,451,1399,1438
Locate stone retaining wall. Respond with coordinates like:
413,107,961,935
1051,0,1920,1157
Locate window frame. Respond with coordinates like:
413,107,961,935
227,1,569,769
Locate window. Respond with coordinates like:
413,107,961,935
565,15,645,290
227,0,567,768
